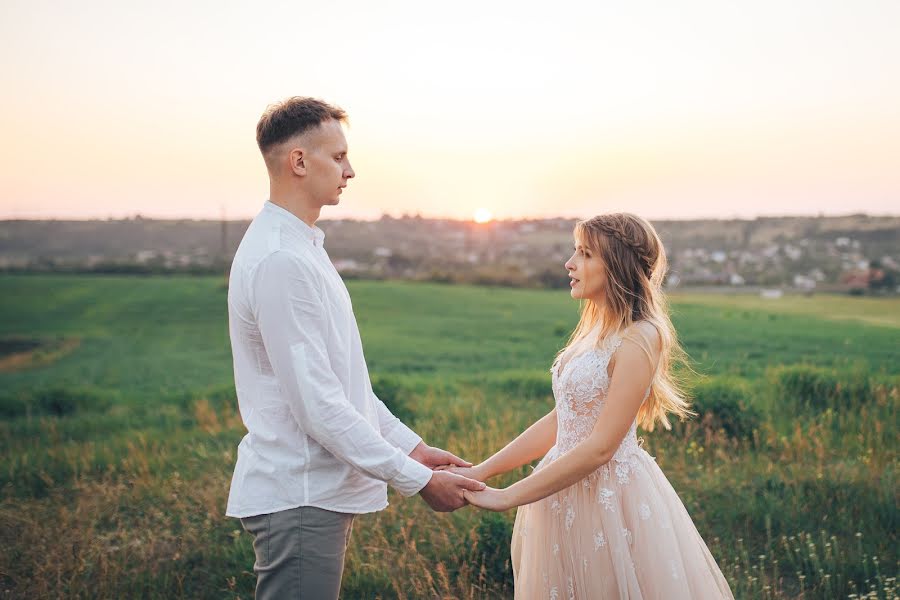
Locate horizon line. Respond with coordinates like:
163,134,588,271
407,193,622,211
2,211,899,224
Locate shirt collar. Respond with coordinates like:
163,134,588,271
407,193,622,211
264,200,326,247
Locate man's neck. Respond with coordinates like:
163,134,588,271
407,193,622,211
268,189,321,228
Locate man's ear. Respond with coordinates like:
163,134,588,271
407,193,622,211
289,147,306,176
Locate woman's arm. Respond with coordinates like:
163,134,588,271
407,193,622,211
465,327,660,510
448,408,558,482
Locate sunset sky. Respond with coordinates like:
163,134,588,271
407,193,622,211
1,0,898,221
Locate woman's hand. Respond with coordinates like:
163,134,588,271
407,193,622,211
437,463,489,482
463,486,513,512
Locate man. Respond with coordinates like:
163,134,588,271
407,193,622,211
225,97,485,599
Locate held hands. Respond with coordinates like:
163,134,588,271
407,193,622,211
409,441,472,470
412,441,483,512
410,444,512,512
419,470,486,512
439,465,514,512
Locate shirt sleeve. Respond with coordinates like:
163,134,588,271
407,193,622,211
370,388,423,454
253,250,433,497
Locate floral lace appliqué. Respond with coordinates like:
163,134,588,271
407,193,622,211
598,487,615,511
550,333,648,479
639,502,652,520
550,498,561,515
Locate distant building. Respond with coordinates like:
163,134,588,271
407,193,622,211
793,275,816,291
760,289,783,299
841,270,871,289
135,250,157,264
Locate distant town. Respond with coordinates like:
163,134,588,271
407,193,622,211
1,214,897,294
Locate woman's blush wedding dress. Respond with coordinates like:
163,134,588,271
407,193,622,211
510,333,735,599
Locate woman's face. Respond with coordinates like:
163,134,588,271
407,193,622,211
565,236,607,302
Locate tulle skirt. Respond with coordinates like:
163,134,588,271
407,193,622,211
510,446,734,599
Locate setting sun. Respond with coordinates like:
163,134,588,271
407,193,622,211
473,208,493,223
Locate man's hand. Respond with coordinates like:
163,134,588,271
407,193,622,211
419,470,485,512
409,441,472,470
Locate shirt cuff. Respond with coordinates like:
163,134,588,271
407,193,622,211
389,455,434,497
384,422,423,455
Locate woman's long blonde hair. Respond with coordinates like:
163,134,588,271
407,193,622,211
561,213,694,431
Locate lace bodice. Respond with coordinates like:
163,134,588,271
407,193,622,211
551,333,643,461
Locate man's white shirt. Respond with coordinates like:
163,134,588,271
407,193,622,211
225,200,433,518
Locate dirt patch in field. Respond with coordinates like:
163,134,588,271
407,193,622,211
0,336,81,372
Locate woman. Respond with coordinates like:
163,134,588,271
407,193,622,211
450,214,734,599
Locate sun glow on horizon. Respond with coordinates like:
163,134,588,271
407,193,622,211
0,1,898,220
473,208,493,224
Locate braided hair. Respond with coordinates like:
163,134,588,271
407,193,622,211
562,213,694,431
585,216,656,279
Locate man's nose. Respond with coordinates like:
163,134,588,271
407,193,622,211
345,163,355,179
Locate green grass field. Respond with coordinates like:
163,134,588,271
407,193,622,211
0,274,897,599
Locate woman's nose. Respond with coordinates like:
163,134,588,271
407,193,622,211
565,258,574,271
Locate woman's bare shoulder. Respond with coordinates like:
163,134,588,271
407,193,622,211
626,320,661,342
